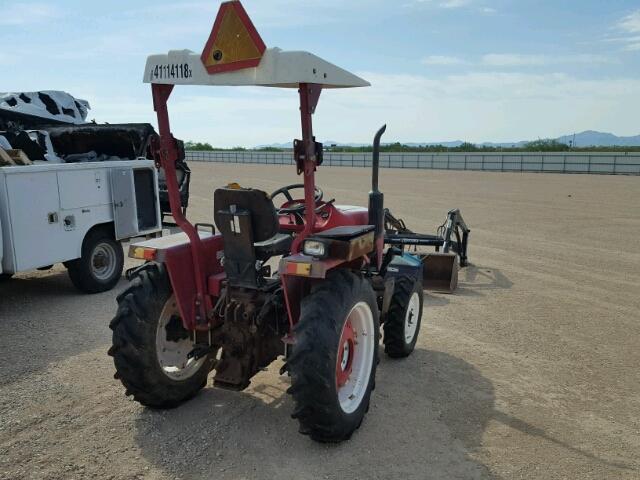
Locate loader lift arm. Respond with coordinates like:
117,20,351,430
384,208,470,270
383,209,470,292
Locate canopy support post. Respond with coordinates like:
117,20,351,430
292,83,323,253
151,83,211,329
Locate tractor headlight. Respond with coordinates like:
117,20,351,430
303,239,327,258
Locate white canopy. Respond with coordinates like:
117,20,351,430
144,48,370,89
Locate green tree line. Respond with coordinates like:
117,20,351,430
185,139,640,153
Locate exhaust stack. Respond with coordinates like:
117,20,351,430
368,124,386,229
369,125,386,268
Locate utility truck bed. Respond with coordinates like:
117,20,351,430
0,160,161,292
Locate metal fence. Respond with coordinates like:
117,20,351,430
185,151,640,175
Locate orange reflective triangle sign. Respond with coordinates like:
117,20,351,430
201,1,266,74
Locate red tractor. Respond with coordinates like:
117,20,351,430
109,1,469,442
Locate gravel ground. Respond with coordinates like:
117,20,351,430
1,164,639,480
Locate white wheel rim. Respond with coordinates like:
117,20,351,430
91,242,117,281
155,296,205,381
404,292,420,344
336,301,375,414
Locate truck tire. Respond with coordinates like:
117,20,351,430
108,263,215,408
67,228,124,293
287,270,380,442
383,275,423,358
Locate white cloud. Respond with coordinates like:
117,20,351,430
439,0,472,8
422,55,467,65
124,0,384,28
411,0,496,13
91,70,640,146
317,71,640,143
0,3,59,26
481,53,613,66
616,9,640,51
619,10,640,34
422,53,614,68
625,42,640,51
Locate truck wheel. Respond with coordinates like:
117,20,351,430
383,276,423,358
67,228,124,293
287,270,380,442
108,263,214,408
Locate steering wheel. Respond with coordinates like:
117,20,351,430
271,184,324,215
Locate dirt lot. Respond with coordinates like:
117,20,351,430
1,164,639,480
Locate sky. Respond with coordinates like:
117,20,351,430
1,0,639,147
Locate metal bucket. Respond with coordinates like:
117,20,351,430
420,253,459,293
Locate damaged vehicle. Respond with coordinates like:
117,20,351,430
0,91,189,292
0,91,190,219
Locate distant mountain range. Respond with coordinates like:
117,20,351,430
257,130,640,149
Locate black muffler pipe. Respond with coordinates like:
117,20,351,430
369,125,387,265
371,125,386,193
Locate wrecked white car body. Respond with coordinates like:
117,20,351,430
0,90,190,217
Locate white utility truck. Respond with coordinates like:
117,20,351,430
0,160,161,293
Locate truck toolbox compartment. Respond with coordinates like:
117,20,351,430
0,161,161,274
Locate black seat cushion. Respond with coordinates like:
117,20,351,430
214,187,293,261
254,233,293,260
214,187,279,242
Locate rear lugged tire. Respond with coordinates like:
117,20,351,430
67,227,124,294
287,270,380,443
383,275,423,358
108,263,214,408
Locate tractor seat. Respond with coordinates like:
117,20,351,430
214,187,293,262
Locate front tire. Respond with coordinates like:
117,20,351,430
108,263,214,408
67,227,124,293
287,270,380,442
383,275,423,358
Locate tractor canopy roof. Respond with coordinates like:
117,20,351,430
144,48,370,90
143,1,369,89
